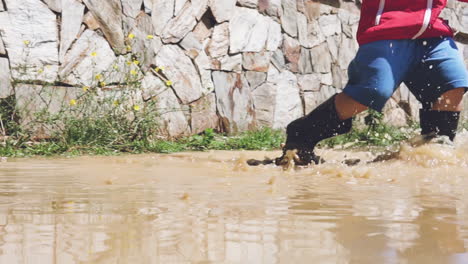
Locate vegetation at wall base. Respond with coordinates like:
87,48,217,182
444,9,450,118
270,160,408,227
0,119,422,158
0,127,286,157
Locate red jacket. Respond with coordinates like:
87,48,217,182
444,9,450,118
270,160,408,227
357,0,468,45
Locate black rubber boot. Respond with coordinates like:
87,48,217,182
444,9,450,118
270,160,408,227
419,109,460,141
276,94,353,166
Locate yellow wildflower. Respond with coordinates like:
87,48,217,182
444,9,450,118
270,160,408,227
95,74,102,80
99,81,106,87
146,35,154,39
133,105,140,111
23,40,30,45
90,52,97,57
113,100,120,106
165,80,173,86
133,60,140,66
130,69,138,75
128,33,135,39
38,69,44,74
126,61,132,66
69,99,77,106
113,64,119,70
155,66,165,72
126,45,132,52
82,86,89,92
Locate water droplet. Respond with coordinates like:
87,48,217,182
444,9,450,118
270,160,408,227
429,65,433,69
423,41,428,46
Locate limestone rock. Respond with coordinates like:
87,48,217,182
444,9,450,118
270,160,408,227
15,84,81,137
321,73,333,86
326,35,340,62
238,0,258,8
245,71,266,89
212,71,256,133
151,0,174,36
143,0,152,13
191,0,209,20
155,45,204,104
180,32,204,54
190,93,219,134
303,91,330,113
271,49,286,70
383,98,409,127
298,12,326,48
59,0,85,63
141,73,190,137
59,30,117,86
0,37,5,55
207,23,229,58
122,0,144,18
310,42,331,73
319,14,342,37
124,13,160,70
0,58,12,98
83,0,126,53
282,34,300,72
459,7,468,34
281,0,298,37
175,0,189,15
258,0,282,17
218,54,243,72
252,70,302,129
267,62,280,82
192,19,213,42
229,7,269,53
266,17,282,51
297,0,305,13
297,12,309,47
243,51,271,72
332,64,346,90
162,3,198,43
0,0,59,82
83,12,100,30
194,50,215,92
338,36,358,70
210,0,237,23
298,73,321,92
43,0,62,12
298,47,312,74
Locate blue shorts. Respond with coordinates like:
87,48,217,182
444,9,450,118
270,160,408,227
343,37,468,111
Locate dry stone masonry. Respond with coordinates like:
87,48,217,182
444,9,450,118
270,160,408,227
1,0,468,137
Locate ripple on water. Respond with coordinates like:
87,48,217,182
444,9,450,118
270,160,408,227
0,139,467,262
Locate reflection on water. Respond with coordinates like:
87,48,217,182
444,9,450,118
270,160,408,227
2,133,468,263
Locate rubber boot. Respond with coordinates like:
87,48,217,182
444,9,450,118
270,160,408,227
276,94,353,166
419,109,460,142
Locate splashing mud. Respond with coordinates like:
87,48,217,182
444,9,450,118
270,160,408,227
1,133,468,263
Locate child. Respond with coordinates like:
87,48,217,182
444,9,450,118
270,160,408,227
276,0,468,166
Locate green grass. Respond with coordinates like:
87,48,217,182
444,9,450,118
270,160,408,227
0,127,286,157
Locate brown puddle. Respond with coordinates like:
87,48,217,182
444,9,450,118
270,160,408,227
1,133,468,263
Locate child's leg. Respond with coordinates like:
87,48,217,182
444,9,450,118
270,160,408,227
432,88,464,112
277,40,415,165
335,92,368,120
404,37,468,141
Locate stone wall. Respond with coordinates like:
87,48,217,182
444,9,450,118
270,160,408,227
1,0,468,137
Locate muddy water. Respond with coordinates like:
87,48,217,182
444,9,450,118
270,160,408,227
1,135,468,263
